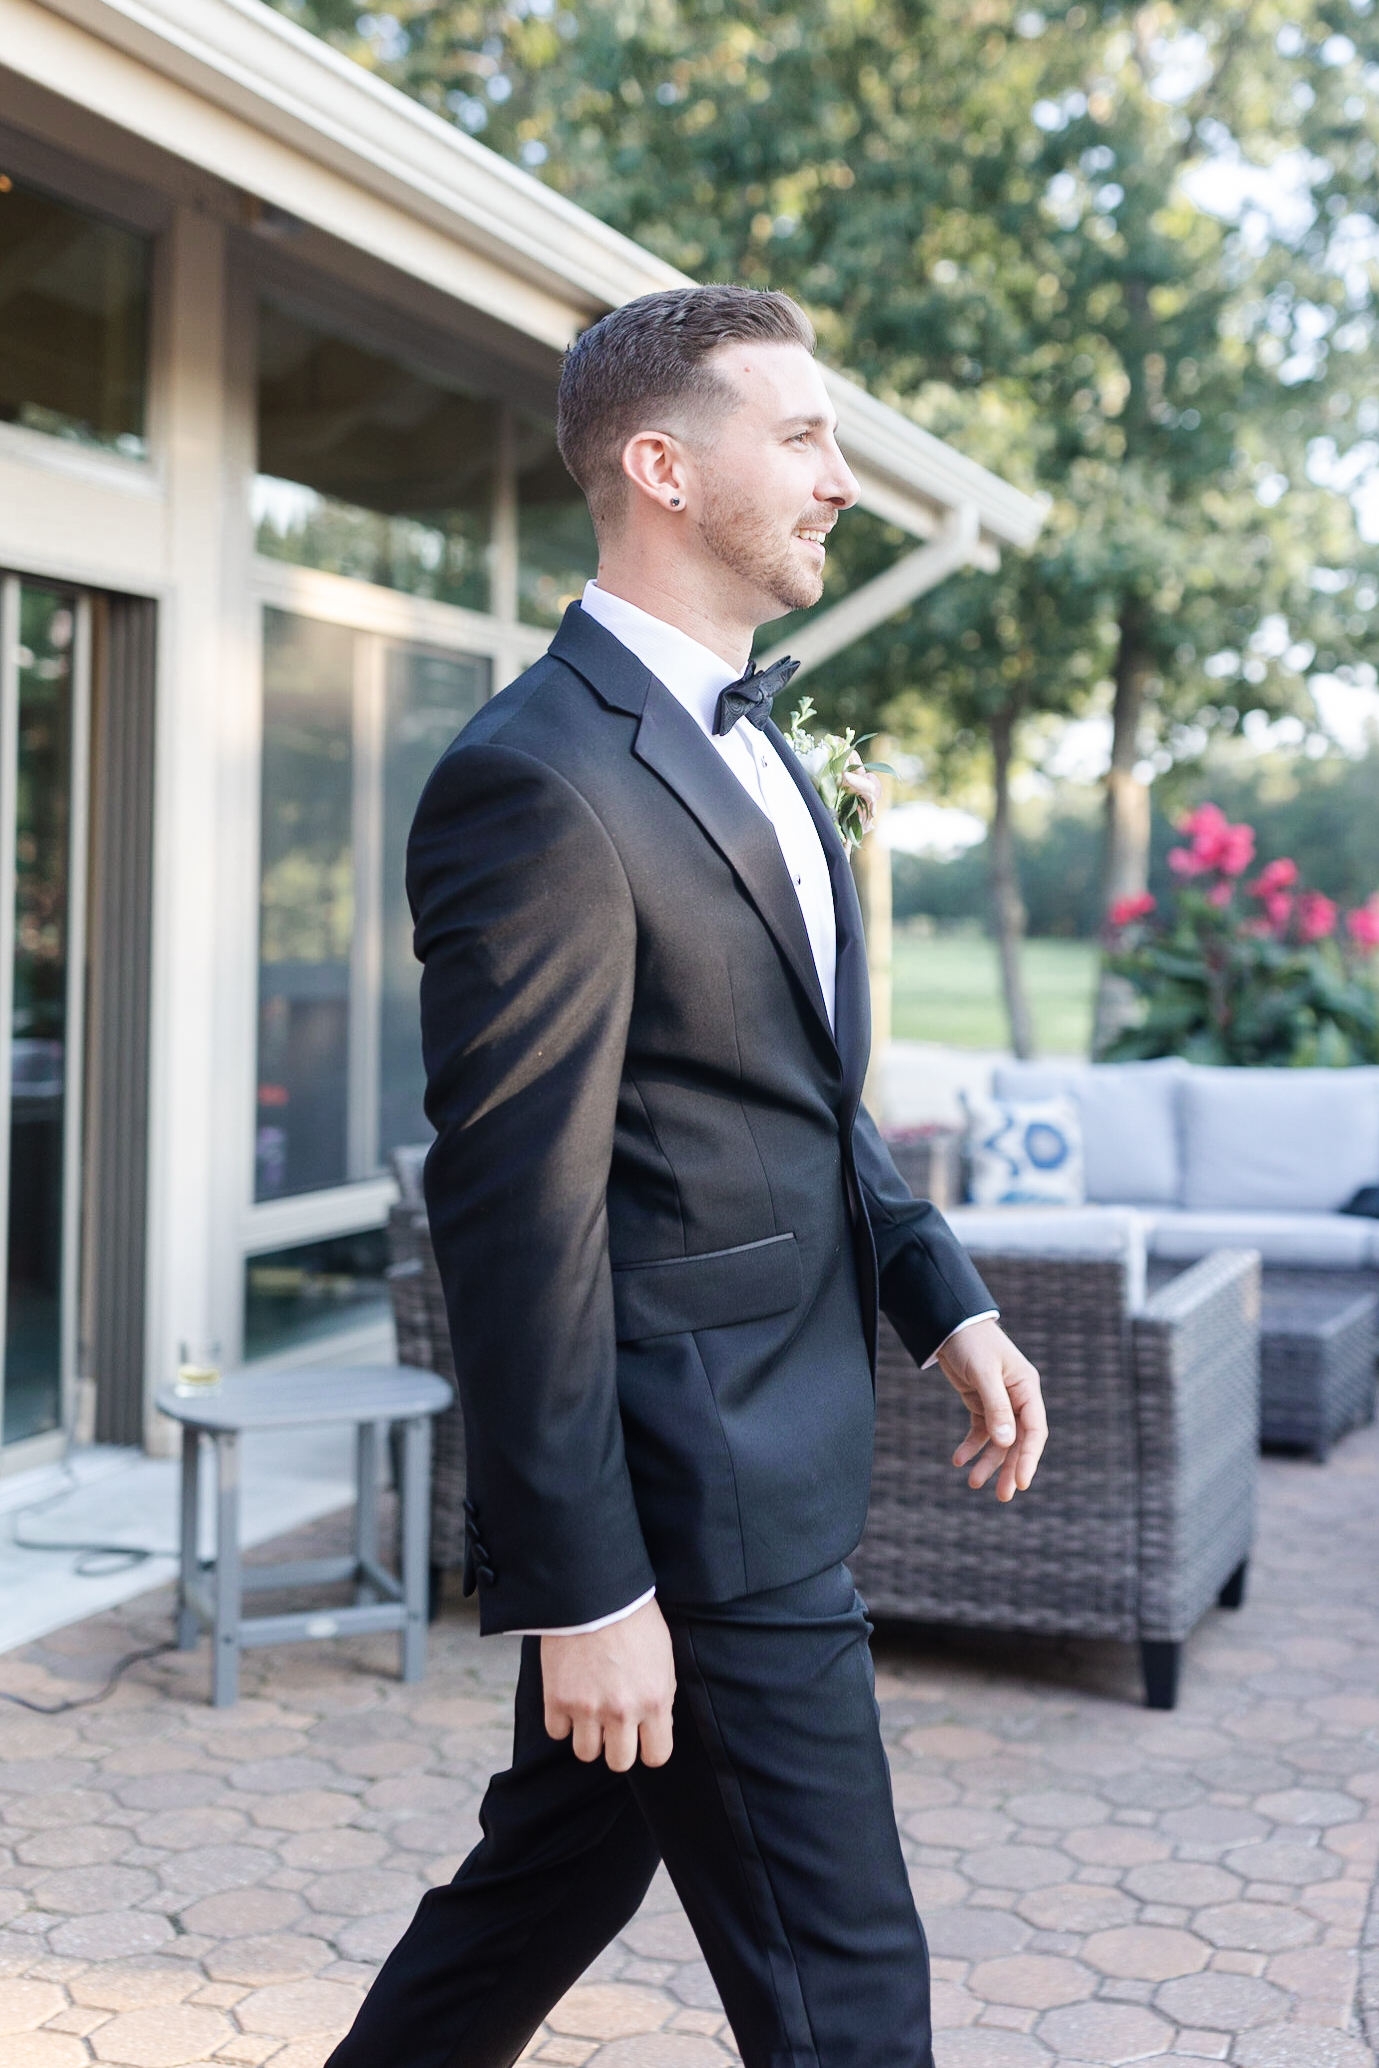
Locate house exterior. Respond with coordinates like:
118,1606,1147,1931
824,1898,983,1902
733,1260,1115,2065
0,0,1043,1467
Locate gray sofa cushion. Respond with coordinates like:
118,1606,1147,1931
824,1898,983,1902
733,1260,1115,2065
992,1058,1187,1206
946,1205,1149,1312
1180,1067,1379,1214
1147,1209,1379,1271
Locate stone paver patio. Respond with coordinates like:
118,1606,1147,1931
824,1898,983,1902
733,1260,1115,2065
0,1422,1375,2068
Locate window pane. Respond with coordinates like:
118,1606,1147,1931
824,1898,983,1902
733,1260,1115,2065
380,644,490,1164
516,413,597,628
244,1229,389,1363
0,176,149,456
257,609,355,1202
5,589,75,1443
255,303,495,611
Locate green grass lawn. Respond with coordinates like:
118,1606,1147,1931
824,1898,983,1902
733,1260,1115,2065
889,932,1100,1053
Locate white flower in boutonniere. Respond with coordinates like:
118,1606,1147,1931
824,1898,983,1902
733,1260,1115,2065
785,696,892,853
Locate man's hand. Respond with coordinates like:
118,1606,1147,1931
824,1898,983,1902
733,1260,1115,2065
936,1318,1047,1502
541,1598,676,1772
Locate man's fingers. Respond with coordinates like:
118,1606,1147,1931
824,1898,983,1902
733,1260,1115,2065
601,1719,640,1773
639,1709,674,1768
570,1716,605,1763
544,1703,572,1744
972,1370,1017,1448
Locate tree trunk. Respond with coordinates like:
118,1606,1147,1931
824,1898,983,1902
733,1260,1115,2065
1093,601,1155,1054
989,703,1034,1060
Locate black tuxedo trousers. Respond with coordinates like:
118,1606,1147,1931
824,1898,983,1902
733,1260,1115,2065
324,1565,934,2068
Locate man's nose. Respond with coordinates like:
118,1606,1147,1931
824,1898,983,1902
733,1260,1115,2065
819,434,859,508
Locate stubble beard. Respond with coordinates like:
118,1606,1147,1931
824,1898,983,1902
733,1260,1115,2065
695,478,824,616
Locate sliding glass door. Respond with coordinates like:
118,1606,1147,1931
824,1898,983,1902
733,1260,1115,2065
0,579,88,1452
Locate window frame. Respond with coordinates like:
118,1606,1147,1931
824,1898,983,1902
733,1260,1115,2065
243,561,548,1263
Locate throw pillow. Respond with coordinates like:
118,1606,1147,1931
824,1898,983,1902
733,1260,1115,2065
963,1094,1086,1208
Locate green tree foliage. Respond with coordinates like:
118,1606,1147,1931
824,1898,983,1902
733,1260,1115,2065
270,0,1379,1050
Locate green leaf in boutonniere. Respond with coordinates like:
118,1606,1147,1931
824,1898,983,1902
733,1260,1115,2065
785,695,893,853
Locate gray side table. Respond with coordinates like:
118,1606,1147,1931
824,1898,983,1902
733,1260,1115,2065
157,1364,453,1706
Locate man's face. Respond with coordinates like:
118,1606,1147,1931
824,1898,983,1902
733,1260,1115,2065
688,342,860,621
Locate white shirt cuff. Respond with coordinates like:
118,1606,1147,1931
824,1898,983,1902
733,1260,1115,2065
508,1587,657,1638
921,1311,999,1370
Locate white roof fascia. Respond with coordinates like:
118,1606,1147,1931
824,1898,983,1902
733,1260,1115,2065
15,0,1046,552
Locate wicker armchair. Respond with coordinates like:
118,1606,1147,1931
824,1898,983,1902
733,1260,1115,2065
852,1234,1262,1709
386,1180,468,1600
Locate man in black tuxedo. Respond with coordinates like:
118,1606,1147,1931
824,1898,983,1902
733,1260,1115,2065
329,285,1045,2068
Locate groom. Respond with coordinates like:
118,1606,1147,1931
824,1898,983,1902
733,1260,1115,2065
328,285,1046,2068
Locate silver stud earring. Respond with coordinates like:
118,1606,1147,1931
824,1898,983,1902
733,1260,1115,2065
670,496,681,507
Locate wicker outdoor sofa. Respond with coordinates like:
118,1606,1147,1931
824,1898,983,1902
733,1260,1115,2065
851,1215,1262,1710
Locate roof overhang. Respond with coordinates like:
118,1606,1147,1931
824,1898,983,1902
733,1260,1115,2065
5,0,1046,555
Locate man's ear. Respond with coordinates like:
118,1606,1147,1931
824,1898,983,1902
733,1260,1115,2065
622,429,691,516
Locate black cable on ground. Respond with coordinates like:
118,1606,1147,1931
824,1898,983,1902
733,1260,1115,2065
0,1640,177,1714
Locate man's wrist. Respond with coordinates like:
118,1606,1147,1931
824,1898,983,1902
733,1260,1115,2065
511,1587,657,1639
921,1310,999,1371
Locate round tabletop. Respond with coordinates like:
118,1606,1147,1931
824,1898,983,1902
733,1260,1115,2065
154,1364,454,1432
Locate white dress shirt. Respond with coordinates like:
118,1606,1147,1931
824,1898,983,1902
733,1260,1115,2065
512,585,992,1637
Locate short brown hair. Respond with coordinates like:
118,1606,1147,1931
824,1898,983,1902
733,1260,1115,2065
557,285,816,530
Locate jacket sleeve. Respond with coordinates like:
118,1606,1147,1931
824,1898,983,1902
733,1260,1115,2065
409,740,656,1634
851,1104,997,1369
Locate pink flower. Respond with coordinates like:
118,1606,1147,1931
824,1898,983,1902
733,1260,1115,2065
1296,891,1337,943
1345,897,1379,952
1249,857,1299,898
1109,892,1156,927
1173,802,1255,876
1219,824,1257,876
1264,891,1294,933
1206,882,1234,909
839,756,882,838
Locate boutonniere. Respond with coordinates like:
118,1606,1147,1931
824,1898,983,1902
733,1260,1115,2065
784,696,892,853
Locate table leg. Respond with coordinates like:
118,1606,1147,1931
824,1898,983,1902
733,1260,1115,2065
213,1432,242,1708
400,1415,430,1683
355,1421,380,1603
177,1425,200,1652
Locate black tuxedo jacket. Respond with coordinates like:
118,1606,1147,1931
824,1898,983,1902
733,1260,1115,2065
409,603,994,1633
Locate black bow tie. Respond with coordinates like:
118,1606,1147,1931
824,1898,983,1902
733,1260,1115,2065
712,656,800,737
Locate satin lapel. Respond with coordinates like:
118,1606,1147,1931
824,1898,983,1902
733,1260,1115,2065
765,720,871,1116
633,687,838,1053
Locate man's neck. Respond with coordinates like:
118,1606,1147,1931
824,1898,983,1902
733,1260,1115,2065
592,562,756,674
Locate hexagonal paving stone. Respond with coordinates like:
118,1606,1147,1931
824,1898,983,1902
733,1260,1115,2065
3,2034,92,2066
0,1977,66,2030
932,2029,1051,2065
1004,1791,1110,1829
234,1977,365,2036
1154,1969,1288,2029
546,1983,672,2037
582,2039,732,2066
966,1954,1093,2009
89,2003,235,2064
1015,1884,1137,1934
1253,1790,1360,1827
1035,1999,1172,2061
1080,1925,1209,1980
47,1912,174,1961
960,1847,1071,1892
1121,1861,1241,1907
69,1960,200,2011
177,1889,304,1938
1231,2030,1375,2067
31,1866,157,1915
1193,1903,1318,1953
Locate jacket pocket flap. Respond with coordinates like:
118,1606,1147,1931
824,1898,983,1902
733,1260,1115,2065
613,1233,802,1341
